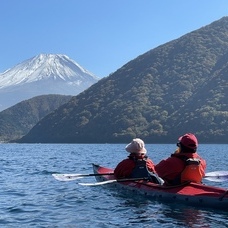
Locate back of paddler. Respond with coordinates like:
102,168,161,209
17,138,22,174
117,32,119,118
155,133,206,185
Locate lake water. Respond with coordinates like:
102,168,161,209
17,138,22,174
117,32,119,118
0,143,227,227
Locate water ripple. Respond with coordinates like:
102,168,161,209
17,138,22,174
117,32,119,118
0,144,227,227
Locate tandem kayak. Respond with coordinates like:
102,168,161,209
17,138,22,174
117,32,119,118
92,164,228,210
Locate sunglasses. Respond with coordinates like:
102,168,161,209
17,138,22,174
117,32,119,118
176,142,181,147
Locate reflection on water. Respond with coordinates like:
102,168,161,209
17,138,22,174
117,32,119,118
101,185,228,228
162,206,210,228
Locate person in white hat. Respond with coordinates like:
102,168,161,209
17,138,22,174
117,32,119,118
114,138,163,184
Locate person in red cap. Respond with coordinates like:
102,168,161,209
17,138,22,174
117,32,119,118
155,133,206,185
114,138,163,184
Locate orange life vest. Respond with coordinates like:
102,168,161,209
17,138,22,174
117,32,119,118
180,158,204,183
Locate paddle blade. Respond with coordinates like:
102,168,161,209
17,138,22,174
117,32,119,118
204,171,228,182
52,174,83,181
206,171,228,177
204,176,227,182
52,172,114,181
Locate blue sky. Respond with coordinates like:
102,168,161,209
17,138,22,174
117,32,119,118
1,1,228,78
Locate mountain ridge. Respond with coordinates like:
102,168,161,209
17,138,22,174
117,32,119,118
10,17,228,143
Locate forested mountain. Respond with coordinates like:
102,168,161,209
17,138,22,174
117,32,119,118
0,95,72,142
18,17,228,144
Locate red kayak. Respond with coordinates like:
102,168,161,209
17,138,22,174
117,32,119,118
92,164,228,210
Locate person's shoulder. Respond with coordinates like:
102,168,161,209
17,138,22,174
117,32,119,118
195,152,206,163
194,152,205,159
156,155,179,166
168,154,189,164
117,158,134,165
146,157,154,163
168,153,181,160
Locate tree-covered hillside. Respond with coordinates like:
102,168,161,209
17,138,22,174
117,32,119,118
0,94,72,142
18,17,228,144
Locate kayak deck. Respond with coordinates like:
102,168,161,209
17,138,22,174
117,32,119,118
92,164,228,210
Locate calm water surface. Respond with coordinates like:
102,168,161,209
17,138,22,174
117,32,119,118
0,143,227,227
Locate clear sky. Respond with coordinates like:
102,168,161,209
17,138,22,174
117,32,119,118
1,0,228,78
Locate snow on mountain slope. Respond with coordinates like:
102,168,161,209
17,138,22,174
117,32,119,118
0,54,99,111
0,54,98,88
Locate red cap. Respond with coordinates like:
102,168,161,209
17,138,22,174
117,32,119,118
178,133,198,149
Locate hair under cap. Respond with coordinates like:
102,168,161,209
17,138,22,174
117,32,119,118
125,138,147,154
178,133,198,149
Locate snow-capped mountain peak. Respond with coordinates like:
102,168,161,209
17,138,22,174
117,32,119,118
0,54,99,111
0,54,99,89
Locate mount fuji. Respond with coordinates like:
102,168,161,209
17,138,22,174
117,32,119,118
0,54,99,111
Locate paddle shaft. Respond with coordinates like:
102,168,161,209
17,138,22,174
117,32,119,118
78,177,149,186
75,173,114,177
53,170,228,182
78,172,228,186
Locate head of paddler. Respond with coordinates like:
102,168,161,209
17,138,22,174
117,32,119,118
176,133,198,153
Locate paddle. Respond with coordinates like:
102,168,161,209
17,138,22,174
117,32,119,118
78,177,149,186
52,170,228,185
77,171,228,186
204,171,228,182
52,172,114,181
